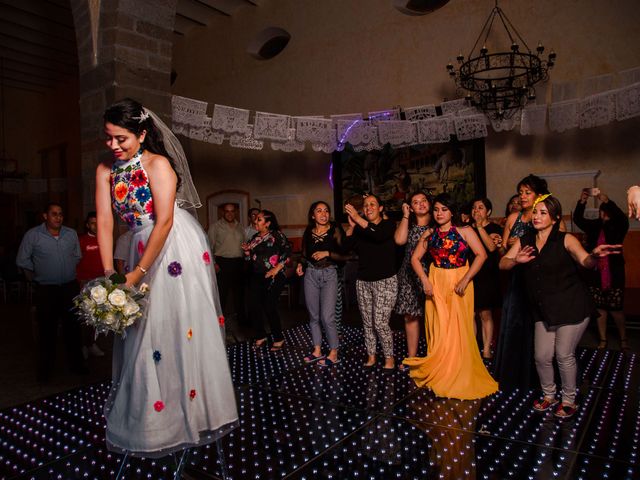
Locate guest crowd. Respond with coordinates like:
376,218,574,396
13,175,635,416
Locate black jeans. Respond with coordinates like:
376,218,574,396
249,272,286,342
34,281,84,379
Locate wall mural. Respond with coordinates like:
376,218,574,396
332,139,485,222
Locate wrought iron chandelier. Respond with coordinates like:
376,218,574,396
446,0,556,121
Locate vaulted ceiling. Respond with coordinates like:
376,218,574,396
0,0,261,93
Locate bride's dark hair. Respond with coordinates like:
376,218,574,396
104,98,181,189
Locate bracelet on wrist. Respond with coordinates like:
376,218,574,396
403,216,410,220
136,264,148,275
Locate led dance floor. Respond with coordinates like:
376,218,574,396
0,325,638,479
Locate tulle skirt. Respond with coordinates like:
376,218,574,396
105,207,238,457
404,264,498,400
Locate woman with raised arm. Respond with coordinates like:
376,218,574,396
573,189,629,351
343,194,398,370
393,191,432,370
403,193,497,400
501,194,621,418
96,98,237,457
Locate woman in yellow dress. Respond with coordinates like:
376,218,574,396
403,193,498,400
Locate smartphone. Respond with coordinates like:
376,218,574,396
583,187,600,197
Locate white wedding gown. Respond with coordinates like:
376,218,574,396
105,155,238,457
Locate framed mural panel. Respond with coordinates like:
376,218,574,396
332,139,486,222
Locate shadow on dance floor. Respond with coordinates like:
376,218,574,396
1,325,639,479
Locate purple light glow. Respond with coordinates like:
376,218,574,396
337,111,394,148
329,161,334,190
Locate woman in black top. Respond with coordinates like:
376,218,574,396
500,195,621,418
573,189,629,350
296,201,347,366
343,194,397,370
470,198,503,359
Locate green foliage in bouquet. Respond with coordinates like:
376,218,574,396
74,276,148,337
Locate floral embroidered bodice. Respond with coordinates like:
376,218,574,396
428,225,468,269
111,151,155,229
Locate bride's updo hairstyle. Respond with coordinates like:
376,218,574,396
104,98,181,189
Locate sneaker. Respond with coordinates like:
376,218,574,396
88,343,105,357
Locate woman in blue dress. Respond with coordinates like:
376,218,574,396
493,174,558,390
96,98,238,457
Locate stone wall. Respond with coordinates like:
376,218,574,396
70,0,177,214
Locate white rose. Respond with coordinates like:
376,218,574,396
82,298,96,312
108,289,127,307
122,301,140,316
103,313,116,326
122,316,136,327
139,283,150,294
90,285,108,304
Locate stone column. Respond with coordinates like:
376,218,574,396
70,0,177,214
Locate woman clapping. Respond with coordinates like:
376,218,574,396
343,195,398,370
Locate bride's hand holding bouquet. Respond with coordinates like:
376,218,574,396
74,273,148,337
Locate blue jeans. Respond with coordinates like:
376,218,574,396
304,266,339,350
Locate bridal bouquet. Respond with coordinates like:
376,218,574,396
74,274,148,337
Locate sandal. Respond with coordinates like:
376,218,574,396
382,362,395,372
621,338,630,352
532,396,559,412
270,340,285,352
398,364,409,372
318,358,341,367
597,339,607,350
554,403,577,419
254,338,267,348
303,353,325,364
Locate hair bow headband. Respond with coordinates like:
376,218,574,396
533,193,552,209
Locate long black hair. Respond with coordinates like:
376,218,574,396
407,191,432,226
306,201,332,230
104,98,181,189
261,209,280,232
303,201,339,249
432,192,460,226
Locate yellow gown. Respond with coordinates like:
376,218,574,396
403,226,498,400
